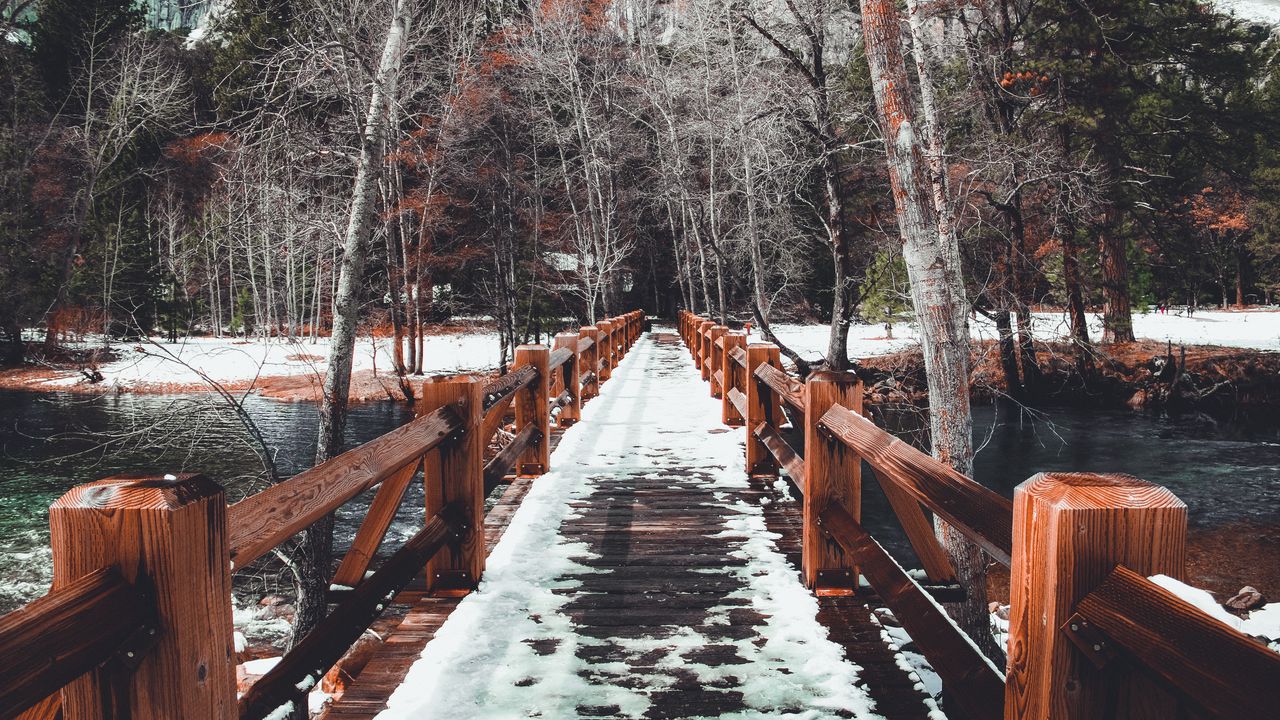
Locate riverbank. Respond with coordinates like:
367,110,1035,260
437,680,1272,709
0,325,503,401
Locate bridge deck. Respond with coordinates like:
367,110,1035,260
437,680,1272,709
322,331,938,719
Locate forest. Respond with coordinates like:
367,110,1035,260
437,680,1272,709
3,0,1280,373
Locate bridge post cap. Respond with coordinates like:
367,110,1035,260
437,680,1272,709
1016,472,1187,512
746,341,779,348
425,374,482,384
805,370,859,384
514,344,549,352
51,473,224,511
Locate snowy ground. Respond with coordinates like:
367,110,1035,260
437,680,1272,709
21,331,503,392
1218,0,1280,25
375,330,894,719
766,308,1280,364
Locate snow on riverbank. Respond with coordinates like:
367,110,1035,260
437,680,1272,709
20,331,503,392
766,308,1280,363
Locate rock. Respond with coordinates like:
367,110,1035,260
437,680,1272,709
1224,586,1267,612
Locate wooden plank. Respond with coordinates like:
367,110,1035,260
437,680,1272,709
331,459,422,589
513,346,550,476
1005,472,1187,720
803,372,861,592
818,503,1004,720
0,568,149,718
745,344,783,475
754,363,805,416
876,477,957,584
548,347,573,370
480,366,537,411
553,333,581,426
727,387,747,423
482,424,541,495
728,346,746,368
238,509,461,720
713,369,724,390
421,380,484,594
13,693,61,720
50,474,236,720
547,388,571,413
228,407,461,568
753,422,805,483
479,388,516,444
1075,566,1280,717
819,404,1013,565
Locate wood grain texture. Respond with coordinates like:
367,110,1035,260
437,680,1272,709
728,345,746,368
597,321,615,381
578,327,600,398
553,333,581,425
547,347,573,372
1076,566,1280,717
50,474,236,720
744,344,783,475
227,407,461,567
754,363,805,416
697,320,714,377
877,478,956,584
480,366,537,411
419,380,484,594
708,325,727,398
12,692,62,720
239,510,460,720
753,421,805,484
819,504,1004,720
483,424,541,495
0,568,149,718
803,372,862,592
1004,472,1187,720
331,459,422,588
819,404,1013,565
513,345,550,476
721,330,747,425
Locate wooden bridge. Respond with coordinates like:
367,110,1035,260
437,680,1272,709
2,310,1278,719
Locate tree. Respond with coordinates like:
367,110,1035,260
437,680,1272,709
858,0,999,661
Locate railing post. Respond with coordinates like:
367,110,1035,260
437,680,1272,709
553,333,581,426
49,474,237,719
708,325,727,398
698,320,714,379
1004,473,1187,720
804,371,862,593
745,343,782,476
579,326,600,399
721,331,746,426
420,377,484,595
597,320,614,381
513,345,551,475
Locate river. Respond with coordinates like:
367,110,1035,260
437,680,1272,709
2,389,1277,618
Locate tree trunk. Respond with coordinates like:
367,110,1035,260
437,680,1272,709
860,0,1001,665
1061,223,1091,349
996,309,1022,399
1236,245,1246,308
1099,204,1135,343
303,0,408,663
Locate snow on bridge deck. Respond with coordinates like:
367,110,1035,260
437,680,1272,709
322,331,939,720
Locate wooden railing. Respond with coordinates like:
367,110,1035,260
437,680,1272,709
0,311,645,720
677,310,1280,720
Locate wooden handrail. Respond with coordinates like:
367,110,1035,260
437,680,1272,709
818,503,1004,720
482,365,537,410
754,363,805,417
548,347,573,370
481,387,518,442
483,424,542,495
238,506,463,720
580,370,596,389
726,387,747,421
728,345,746,368
0,568,152,717
548,388,572,413
228,405,462,569
817,404,1013,565
753,421,805,484
1073,566,1280,716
